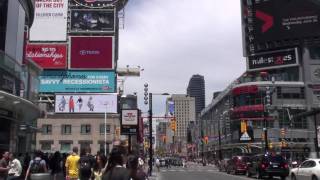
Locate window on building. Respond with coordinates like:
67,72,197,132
42,124,52,135
308,46,320,60
40,142,51,151
81,124,91,134
279,109,308,129
61,124,71,135
60,143,71,152
100,124,111,134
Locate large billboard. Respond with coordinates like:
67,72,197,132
121,109,139,135
241,0,320,56
55,94,117,113
69,36,114,69
73,0,117,8
39,70,116,93
247,48,299,71
25,44,67,69
30,0,68,41
239,120,254,142
70,9,115,33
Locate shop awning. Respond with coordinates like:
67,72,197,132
0,90,40,123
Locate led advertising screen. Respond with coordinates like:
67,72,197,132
25,44,67,69
69,36,114,69
30,0,68,41
73,0,117,8
121,109,139,135
242,0,320,55
55,94,117,113
39,70,116,93
70,9,115,33
239,120,254,142
247,48,299,71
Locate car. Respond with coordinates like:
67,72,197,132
290,159,320,180
226,156,250,175
246,154,289,180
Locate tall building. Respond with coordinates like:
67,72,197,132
187,74,205,116
0,0,42,154
167,94,195,155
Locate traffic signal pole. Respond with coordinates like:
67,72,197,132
149,93,153,176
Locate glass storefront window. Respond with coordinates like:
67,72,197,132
60,143,71,153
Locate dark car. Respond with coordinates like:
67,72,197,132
246,154,289,180
226,156,250,175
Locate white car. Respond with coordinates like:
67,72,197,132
290,159,320,180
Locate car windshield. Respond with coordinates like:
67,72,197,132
267,155,284,163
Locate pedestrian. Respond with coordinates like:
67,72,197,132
65,147,80,180
155,158,160,172
24,150,48,180
127,154,148,180
7,153,22,180
92,154,106,180
49,151,62,180
79,147,95,180
102,147,130,180
0,151,10,180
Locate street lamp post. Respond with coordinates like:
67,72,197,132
104,103,108,156
148,93,153,176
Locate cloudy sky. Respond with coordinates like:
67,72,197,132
118,0,247,114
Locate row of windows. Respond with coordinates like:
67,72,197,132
41,141,110,154
42,124,111,135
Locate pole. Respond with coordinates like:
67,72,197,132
128,134,131,154
264,111,268,154
314,114,320,158
149,93,153,176
104,106,107,156
218,117,222,160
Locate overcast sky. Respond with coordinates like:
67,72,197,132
118,0,246,115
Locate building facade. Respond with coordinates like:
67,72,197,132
0,0,42,154
167,94,195,155
187,74,205,116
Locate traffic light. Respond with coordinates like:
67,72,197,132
280,128,286,137
269,142,273,149
204,136,208,144
162,136,166,144
171,118,177,131
281,139,287,148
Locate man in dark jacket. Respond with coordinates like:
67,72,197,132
79,147,95,180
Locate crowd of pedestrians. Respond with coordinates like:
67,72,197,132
0,145,148,180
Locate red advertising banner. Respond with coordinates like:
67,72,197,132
25,44,67,69
70,36,114,69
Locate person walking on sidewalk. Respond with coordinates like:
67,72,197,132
79,147,95,180
65,147,80,180
7,153,22,180
102,147,129,180
24,150,48,180
0,151,10,180
49,151,62,180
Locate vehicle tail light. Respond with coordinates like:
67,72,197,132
261,163,268,169
282,163,289,169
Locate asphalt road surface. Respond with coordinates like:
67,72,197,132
156,162,289,180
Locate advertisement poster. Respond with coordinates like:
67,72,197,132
55,94,117,113
241,0,320,55
121,109,139,135
39,70,116,93
70,9,115,33
30,0,68,41
73,0,117,8
247,48,298,71
25,44,67,69
69,36,114,69
239,120,254,142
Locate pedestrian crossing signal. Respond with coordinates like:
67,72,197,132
204,136,208,144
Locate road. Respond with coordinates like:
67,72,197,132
156,162,289,180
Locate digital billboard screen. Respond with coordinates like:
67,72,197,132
55,94,117,113
39,70,116,93
69,36,114,69
25,44,67,69
30,0,68,41
70,9,115,33
247,48,299,71
242,0,320,55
